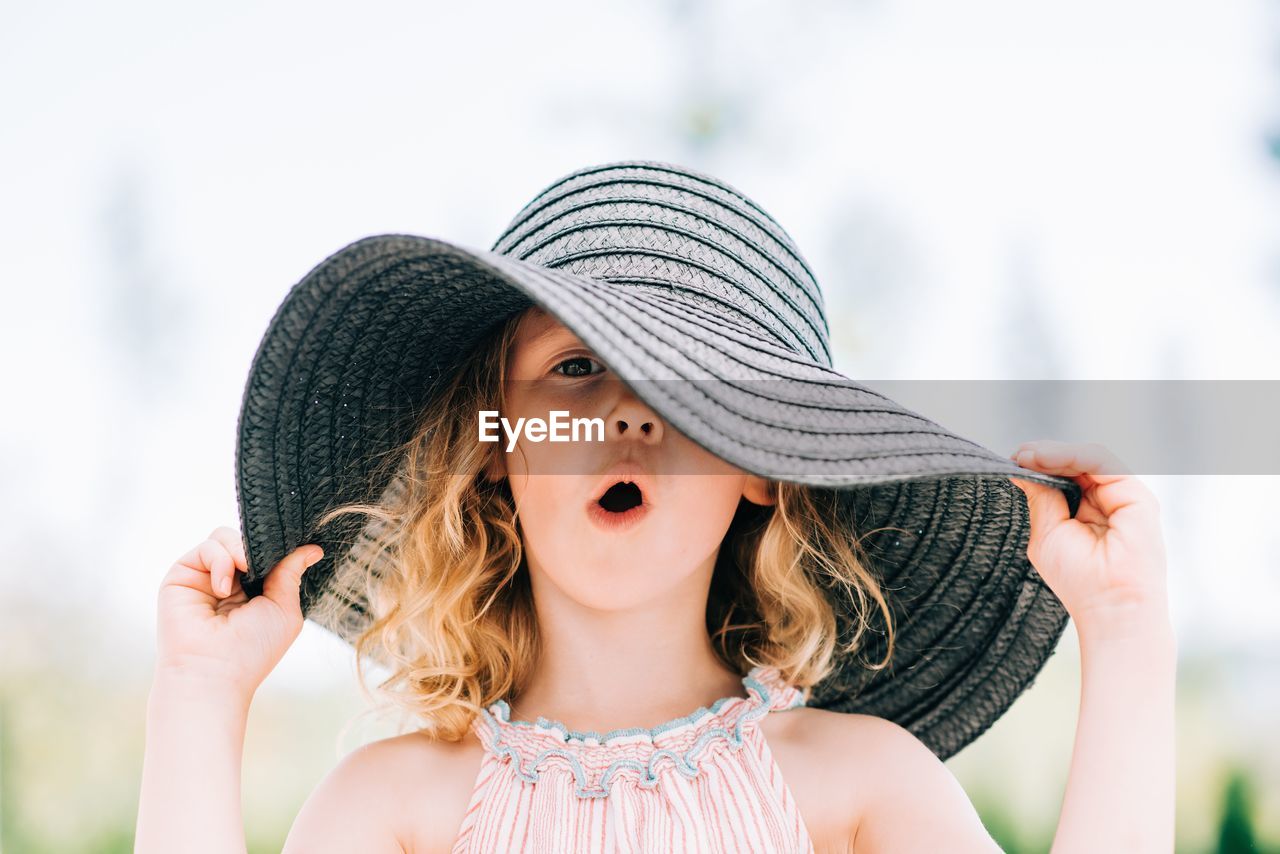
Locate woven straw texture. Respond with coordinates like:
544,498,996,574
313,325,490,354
235,160,1082,761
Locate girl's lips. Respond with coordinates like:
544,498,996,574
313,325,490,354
586,498,652,532
589,462,655,506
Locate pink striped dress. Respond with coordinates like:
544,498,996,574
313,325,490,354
451,664,816,853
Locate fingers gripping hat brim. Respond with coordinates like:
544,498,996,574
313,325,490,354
236,179,1082,763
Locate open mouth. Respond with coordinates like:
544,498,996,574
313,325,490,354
597,480,644,513
587,475,651,532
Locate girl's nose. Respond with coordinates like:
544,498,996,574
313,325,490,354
607,392,664,444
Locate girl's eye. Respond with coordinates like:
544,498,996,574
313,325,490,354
552,356,606,378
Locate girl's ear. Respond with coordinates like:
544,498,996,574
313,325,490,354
742,475,776,506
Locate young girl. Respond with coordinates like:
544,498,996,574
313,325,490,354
136,162,1175,853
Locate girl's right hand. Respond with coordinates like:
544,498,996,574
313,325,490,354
154,526,324,701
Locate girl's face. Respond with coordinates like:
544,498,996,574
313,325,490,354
484,307,775,610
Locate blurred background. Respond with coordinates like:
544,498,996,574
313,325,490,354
3,0,1279,851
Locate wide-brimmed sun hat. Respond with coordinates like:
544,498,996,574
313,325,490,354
234,159,1081,761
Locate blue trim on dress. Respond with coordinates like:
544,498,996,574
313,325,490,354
477,664,806,799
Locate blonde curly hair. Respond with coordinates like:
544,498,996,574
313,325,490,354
310,305,896,743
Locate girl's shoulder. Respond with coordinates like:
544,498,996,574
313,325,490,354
759,706,950,850
343,728,487,854
284,726,485,854
763,706,999,853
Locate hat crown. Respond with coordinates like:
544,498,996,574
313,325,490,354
488,160,832,368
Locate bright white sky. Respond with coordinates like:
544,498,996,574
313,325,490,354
2,0,1277,688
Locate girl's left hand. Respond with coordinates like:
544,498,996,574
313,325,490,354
1008,439,1171,640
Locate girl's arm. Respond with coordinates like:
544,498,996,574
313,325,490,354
1051,608,1176,852
136,671,253,854
135,529,323,852
847,609,1175,854
854,441,1175,852
137,670,411,854
1010,440,1176,853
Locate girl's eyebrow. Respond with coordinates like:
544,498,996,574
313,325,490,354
527,323,583,351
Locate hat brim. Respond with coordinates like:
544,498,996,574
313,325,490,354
235,232,1082,761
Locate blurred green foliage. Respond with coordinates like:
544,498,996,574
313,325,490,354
1216,765,1267,854
969,763,1280,854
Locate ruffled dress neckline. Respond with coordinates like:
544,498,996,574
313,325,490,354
470,664,807,799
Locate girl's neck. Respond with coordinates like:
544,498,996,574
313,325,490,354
505,656,749,734
514,545,744,731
